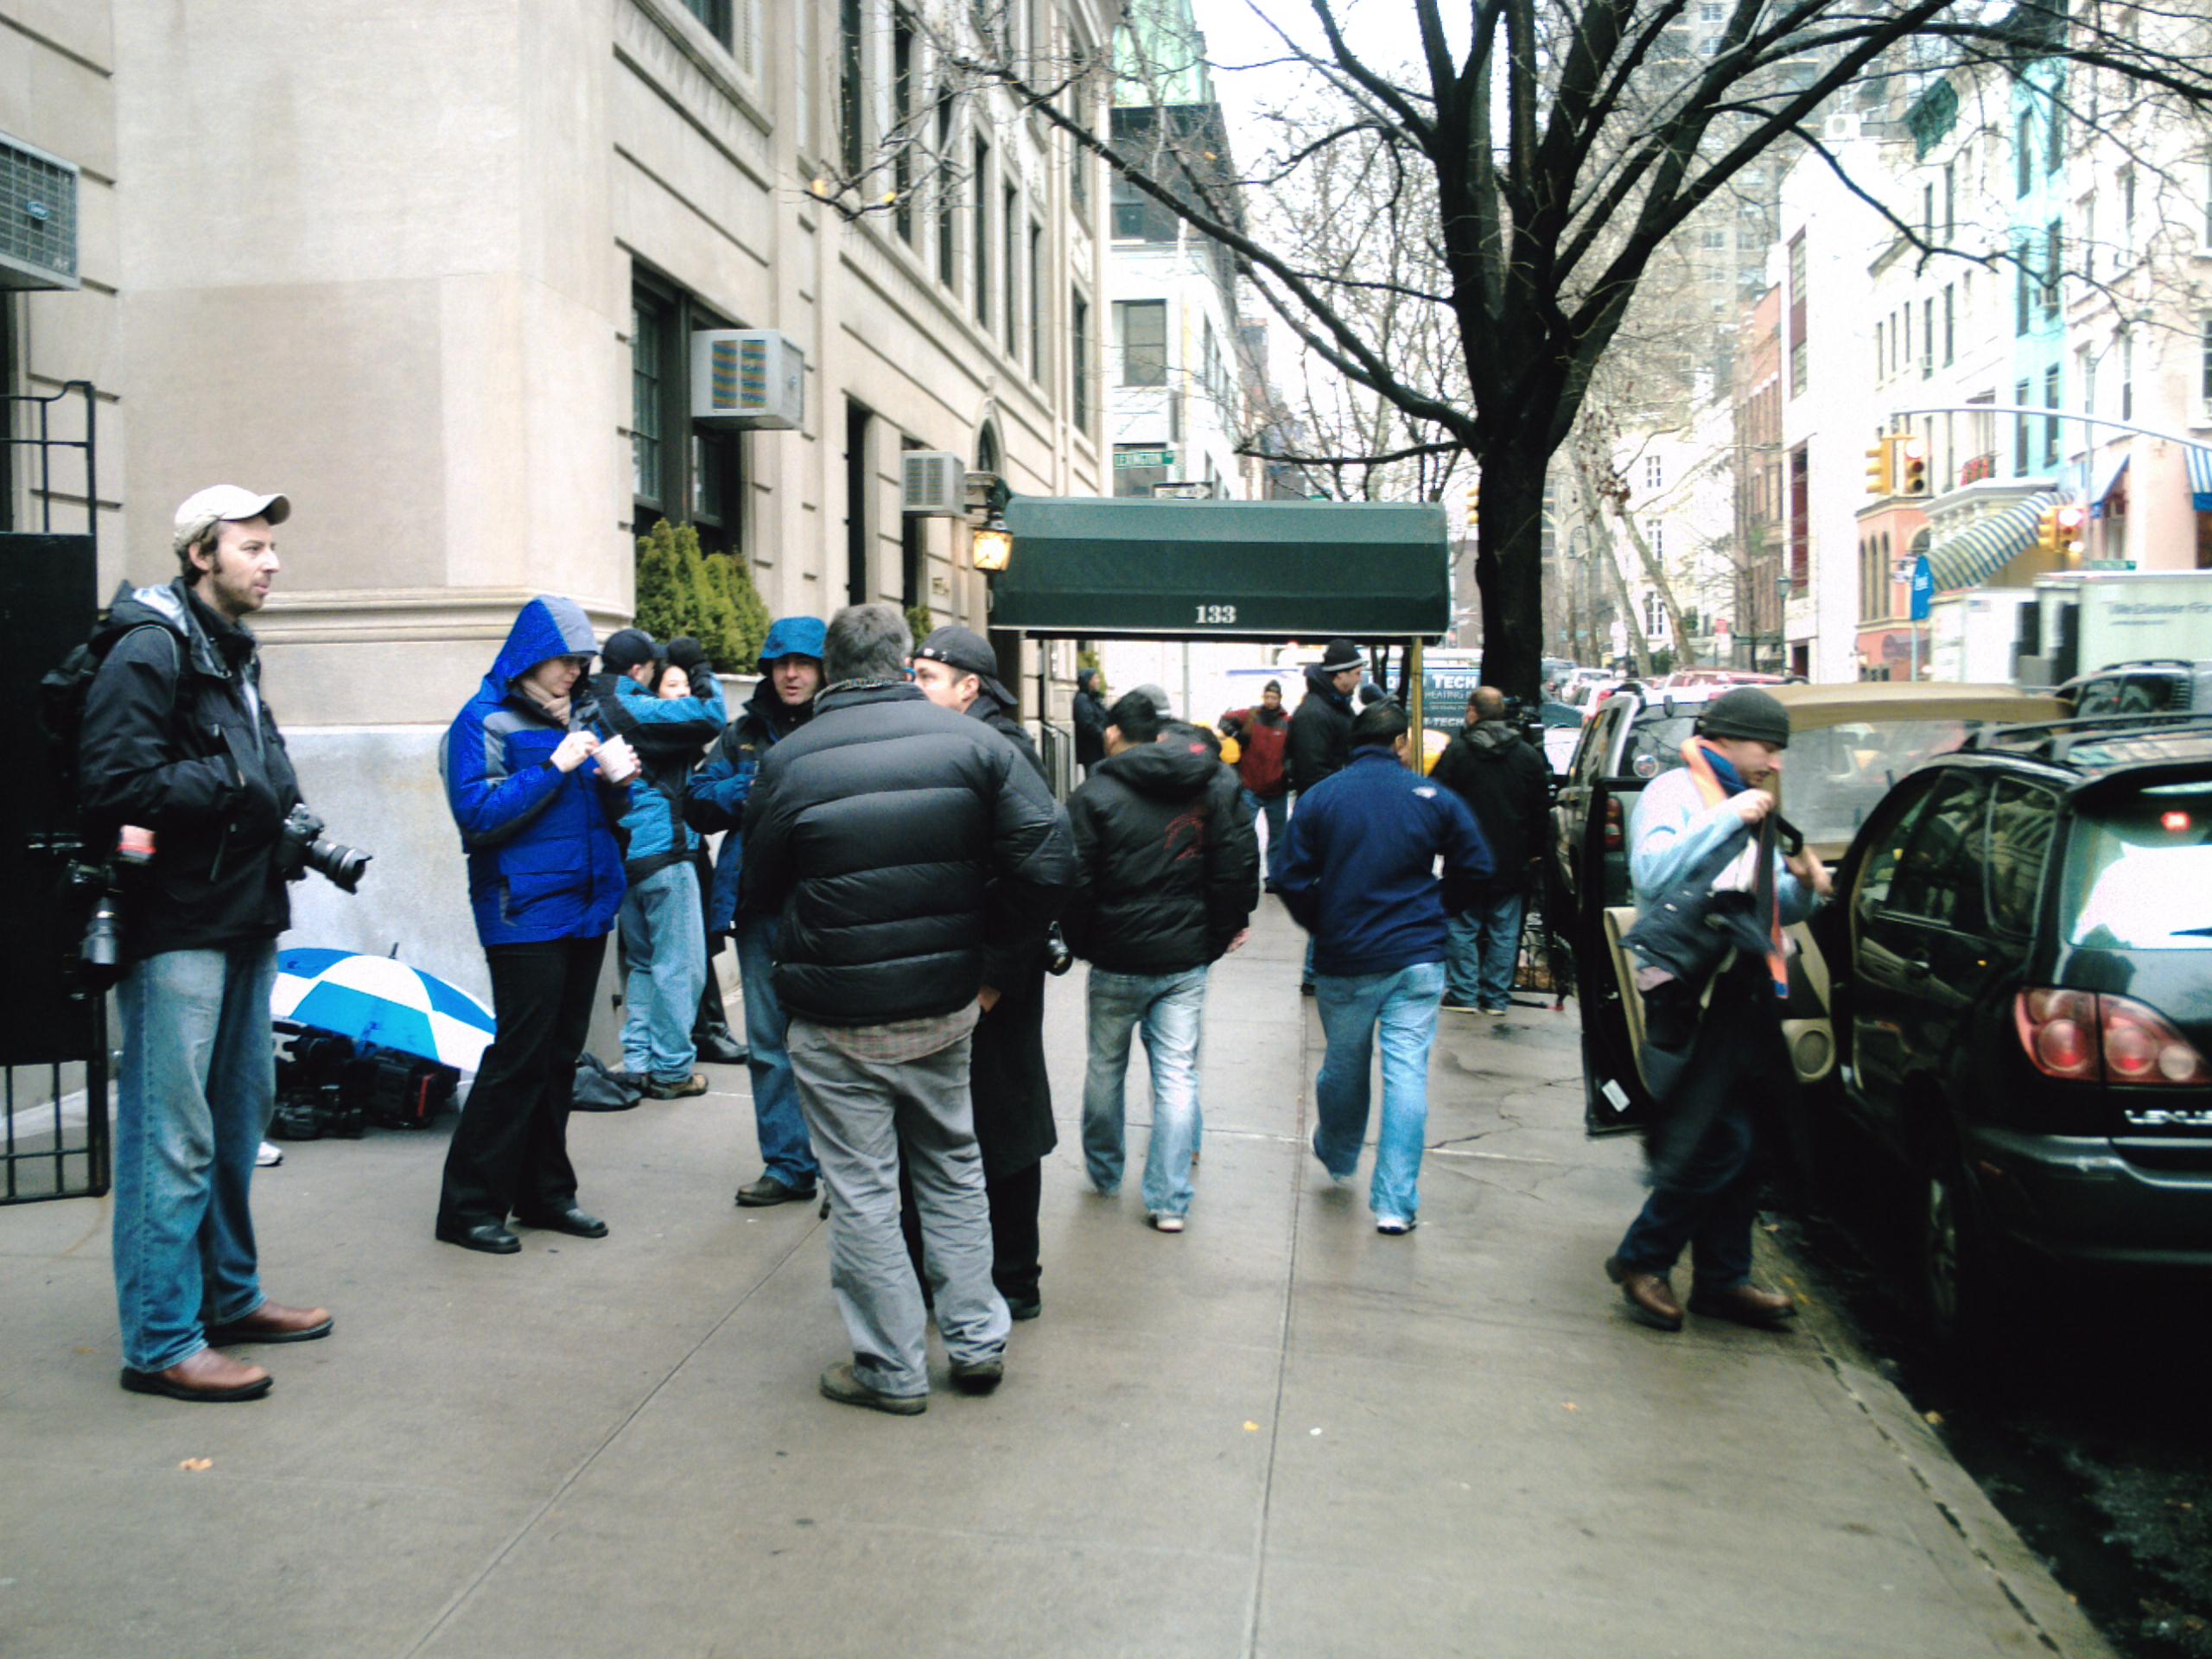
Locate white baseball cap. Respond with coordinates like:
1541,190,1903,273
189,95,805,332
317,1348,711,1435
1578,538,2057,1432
174,485,290,554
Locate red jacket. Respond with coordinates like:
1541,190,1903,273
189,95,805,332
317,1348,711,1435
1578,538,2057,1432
1219,705,1289,798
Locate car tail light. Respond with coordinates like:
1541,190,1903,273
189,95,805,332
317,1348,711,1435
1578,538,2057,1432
1603,796,1624,852
2013,989,2212,1085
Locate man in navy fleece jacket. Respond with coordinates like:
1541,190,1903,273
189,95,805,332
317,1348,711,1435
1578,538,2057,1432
1273,701,1492,1234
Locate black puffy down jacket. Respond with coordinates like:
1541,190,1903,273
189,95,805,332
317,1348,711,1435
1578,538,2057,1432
1062,735,1258,976
739,681,1073,1026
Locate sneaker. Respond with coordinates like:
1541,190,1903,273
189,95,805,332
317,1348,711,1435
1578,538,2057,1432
1481,1007,1510,1018
1376,1217,1418,1236
818,1362,926,1414
1003,1295,1042,1322
254,1141,283,1169
645,1072,709,1100
1148,1213,1185,1233
950,1357,1005,1395
1441,998,1483,1014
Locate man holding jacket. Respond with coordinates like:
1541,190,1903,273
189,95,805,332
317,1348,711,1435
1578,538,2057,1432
593,629,726,1099
81,486,332,1401
741,604,1072,1414
1274,702,1492,1235
686,615,826,1207
1431,687,1551,1015
1218,678,1290,862
1065,693,1257,1232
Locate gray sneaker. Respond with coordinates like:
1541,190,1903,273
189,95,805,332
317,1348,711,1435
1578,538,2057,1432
950,1357,1004,1395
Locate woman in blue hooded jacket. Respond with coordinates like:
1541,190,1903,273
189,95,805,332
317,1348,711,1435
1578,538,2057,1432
434,596,631,1255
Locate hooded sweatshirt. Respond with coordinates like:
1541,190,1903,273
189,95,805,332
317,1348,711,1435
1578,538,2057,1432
1429,716,1552,895
442,596,627,948
1062,734,1259,975
78,577,304,959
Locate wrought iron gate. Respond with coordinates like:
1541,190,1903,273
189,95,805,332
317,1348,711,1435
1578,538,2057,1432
3,380,108,1204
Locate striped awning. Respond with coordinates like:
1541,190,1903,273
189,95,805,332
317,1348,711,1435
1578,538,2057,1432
2089,454,2129,518
2189,446,2212,512
1926,492,2057,593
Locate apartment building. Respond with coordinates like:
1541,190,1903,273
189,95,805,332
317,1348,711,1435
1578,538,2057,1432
3,0,1109,1000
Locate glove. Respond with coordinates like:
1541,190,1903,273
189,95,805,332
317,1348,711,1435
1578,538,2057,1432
666,637,711,677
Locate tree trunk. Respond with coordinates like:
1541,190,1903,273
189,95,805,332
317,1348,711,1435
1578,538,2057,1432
1471,438,1550,706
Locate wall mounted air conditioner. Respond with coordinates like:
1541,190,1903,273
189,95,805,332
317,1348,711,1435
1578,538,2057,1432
1821,113,1861,144
0,134,79,291
691,330,804,429
902,451,968,516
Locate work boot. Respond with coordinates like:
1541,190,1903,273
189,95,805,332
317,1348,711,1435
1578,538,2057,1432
201,1300,334,1345
1688,1281,1799,1328
120,1348,273,1402
1605,1255,1684,1332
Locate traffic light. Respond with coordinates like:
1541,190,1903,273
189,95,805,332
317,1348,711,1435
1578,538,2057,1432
1865,435,1895,497
2036,505,2063,555
1465,478,1480,536
2055,503,2087,556
1899,435,1929,497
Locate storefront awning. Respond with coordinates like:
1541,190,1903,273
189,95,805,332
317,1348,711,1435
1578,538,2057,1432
991,498,1450,639
2189,445,2212,513
2089,454,2129,518
1926,491,2056,593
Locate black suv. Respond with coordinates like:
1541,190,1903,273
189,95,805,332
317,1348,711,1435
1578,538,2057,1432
1810,715,2212,1347
2057,658,2212,718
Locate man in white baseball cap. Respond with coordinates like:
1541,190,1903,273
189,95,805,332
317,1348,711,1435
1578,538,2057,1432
172,485,289,561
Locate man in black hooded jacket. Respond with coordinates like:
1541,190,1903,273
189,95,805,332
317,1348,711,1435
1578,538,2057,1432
1065,692,1257,1231
1281,637,1363,992
1430,686,1551,1014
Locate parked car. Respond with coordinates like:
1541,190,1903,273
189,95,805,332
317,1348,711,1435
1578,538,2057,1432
1808,713,2212,1347
2057,658,2212,717
1561,682,2065,1147
1662,669,1788,689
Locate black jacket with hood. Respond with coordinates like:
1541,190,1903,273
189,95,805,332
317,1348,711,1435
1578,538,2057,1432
1430,717,1551,896
1285,664,1354,796
78,578,304,960
740,681,1073,1027
1063,734,1258,976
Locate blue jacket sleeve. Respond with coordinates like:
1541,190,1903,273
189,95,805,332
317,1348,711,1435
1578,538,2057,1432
606,677,727,761
1628,772,1748,901
1273,798,1324,932
442,709,566,848
684,727,755,834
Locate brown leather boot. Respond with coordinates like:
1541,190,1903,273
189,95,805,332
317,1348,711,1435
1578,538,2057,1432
1605,1255,1684,1332
203,1300,333,1345
1688,1282,1799,1328
120,1348,273,1402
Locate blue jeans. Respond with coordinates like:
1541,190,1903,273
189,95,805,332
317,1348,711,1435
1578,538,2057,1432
112,941,280,1373
1245,789,1287,878
1081,965,1209,1217
734,908,818,1188
619,861,707,1083
1445,892,1522,1010
1312,961,1446,1224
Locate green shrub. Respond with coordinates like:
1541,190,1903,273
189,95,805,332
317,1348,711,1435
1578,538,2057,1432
905,603,934,648
633,519,774,673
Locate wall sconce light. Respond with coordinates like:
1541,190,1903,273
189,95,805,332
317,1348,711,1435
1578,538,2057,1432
972,516,1014,573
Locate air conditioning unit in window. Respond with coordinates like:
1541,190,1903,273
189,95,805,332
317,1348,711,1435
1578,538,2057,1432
0,134,79,290
902,451,969,517
1821,113,1861,143
691,329,804,429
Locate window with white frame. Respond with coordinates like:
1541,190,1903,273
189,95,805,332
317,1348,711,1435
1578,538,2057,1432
1645,454,1662,490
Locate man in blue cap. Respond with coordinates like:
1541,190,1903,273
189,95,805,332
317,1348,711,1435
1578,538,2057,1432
687,616,829,1206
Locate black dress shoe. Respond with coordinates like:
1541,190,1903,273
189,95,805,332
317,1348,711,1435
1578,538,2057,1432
515,1205,608,1239
735,1174,818,1208
695,1029,750,1065
436,1219,520,1255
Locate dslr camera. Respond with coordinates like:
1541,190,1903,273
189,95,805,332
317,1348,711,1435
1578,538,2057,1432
275,804,372,893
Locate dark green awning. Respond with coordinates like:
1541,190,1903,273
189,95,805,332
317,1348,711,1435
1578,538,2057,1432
991,498,1450,639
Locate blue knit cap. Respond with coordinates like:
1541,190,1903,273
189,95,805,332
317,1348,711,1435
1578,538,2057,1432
760,614,827,664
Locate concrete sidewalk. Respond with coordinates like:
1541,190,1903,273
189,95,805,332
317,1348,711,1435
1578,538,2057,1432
0,903,2111,1657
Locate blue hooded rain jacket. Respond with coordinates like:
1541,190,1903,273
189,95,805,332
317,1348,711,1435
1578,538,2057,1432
442,596,628,948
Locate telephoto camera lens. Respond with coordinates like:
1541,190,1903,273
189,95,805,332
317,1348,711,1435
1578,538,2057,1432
305,836,372,893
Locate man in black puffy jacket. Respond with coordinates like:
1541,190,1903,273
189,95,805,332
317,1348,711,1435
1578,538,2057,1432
1064,692,1257,1233
741,604,1072,1414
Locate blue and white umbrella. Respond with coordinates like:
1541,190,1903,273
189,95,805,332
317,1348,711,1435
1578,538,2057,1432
272,948,497,1075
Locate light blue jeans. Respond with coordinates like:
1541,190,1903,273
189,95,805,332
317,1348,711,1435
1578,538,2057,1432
734,908,818,1188
1445,892,1522,1011
1312,961,1446,1224
112,941,280,1374
619,861,707,1084
1081,965,1209,1217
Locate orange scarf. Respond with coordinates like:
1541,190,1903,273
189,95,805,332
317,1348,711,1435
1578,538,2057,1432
1681,739,1789,999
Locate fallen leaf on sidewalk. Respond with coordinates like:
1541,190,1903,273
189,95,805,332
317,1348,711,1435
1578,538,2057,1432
73,1346,95,1356
1923,1411,1945,1427
1243,1421,1260,1432
1561,1402,1580,1413
178,1459,213,1472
